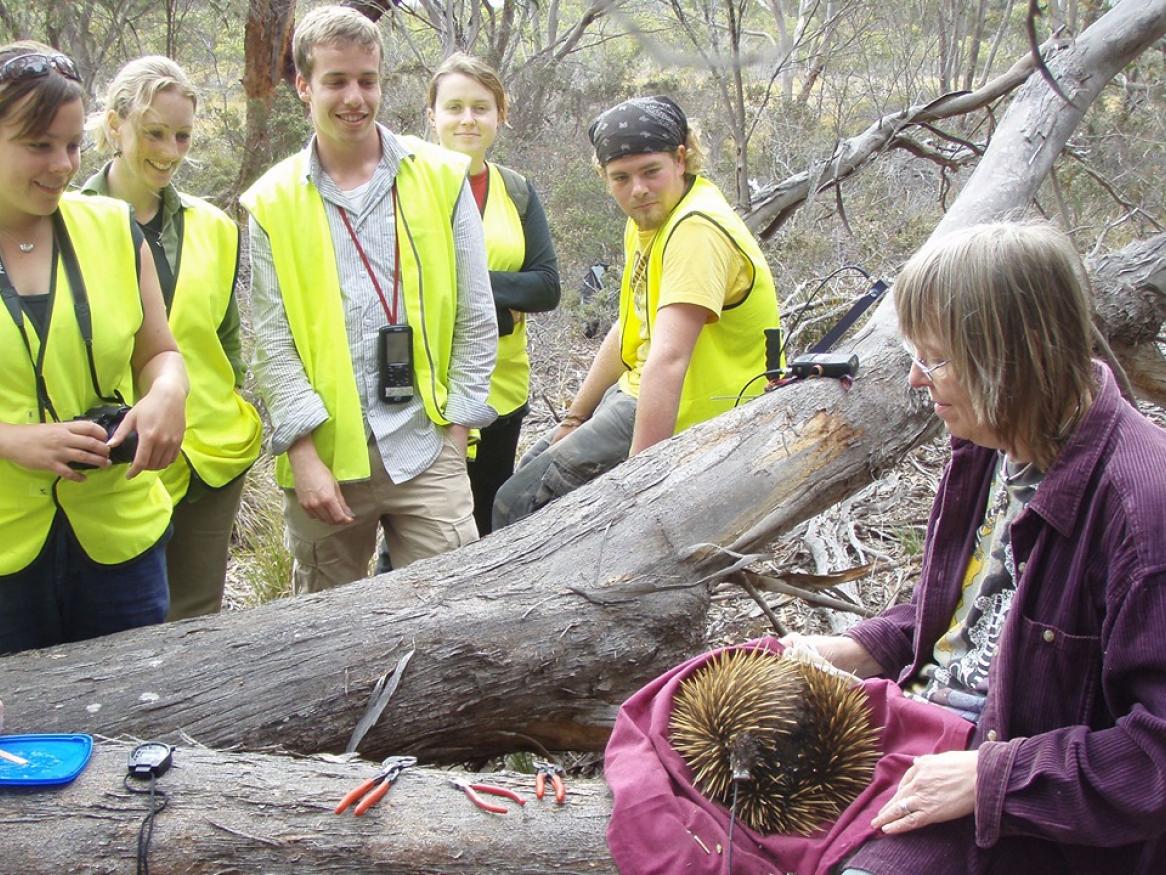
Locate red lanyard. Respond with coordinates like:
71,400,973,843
338,184,402,324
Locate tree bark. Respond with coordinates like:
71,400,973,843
0,741,616,874
1090,232,1166,406
1,0,1163,773
232,0,297,202
744,47,1039,240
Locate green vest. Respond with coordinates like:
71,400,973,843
240,137,467,488
481,162,527,417
617,176,780,434
160,194,261,501
0,194,171,574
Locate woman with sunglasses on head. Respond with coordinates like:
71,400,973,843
84,57,261,620
785,223,1166,874
423,53,560,536
0,42,188,654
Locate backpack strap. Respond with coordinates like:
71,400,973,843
495,163,530,220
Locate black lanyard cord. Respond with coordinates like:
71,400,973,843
53,211,123,406
0,212,125,424
0,237,59,422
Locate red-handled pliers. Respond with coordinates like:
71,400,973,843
449,779,526,815
533,760,566,805
335,755,417,816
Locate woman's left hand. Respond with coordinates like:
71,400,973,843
112,379,186,479
871,750,979,834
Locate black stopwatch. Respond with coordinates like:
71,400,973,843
126,742,174,779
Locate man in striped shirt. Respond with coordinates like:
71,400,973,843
242,6,496,593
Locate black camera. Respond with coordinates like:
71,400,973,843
377,324,414,404
69,404,138,469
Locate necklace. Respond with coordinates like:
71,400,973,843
0,221,45,255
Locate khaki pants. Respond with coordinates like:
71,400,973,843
283,434,477,594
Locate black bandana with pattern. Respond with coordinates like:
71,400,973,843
588,96,688,166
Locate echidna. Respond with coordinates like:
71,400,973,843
669,648,880,836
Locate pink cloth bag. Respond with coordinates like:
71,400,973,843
604,637,973,875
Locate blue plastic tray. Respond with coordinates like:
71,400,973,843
0,734,93,786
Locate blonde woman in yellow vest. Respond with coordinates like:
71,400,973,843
423,53,560,536
83,57,262,621
494,96,780,528
0,43,188,654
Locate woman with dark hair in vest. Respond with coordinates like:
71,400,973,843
0,42,188,653
84,57,262,620
422,53,560,536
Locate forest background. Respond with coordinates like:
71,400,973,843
4,0,1164,619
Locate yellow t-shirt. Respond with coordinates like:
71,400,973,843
620,217,751,398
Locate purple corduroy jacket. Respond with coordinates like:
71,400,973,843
845,363,1166,874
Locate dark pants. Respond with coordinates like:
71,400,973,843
0,515,170,654
492,385,636,530
467,408,525,536
166,471,248,620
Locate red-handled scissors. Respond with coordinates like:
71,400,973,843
449,778,526,815
533,760,566,804
335,755,417,816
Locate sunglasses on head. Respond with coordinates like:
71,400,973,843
0,52,80,85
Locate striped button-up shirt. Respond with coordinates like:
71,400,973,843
249,126,496,483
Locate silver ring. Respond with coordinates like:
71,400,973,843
898,799,911,816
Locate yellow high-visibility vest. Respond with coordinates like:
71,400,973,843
617,176,781,433
0,194,171,574
480,161,528,417
241,138,468,487
159,194,261,502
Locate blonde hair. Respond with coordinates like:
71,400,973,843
89,55,196,157
427,52,507,124
293,5,381,79
895,221,1095,469
0,41,84,139
681,122,705,175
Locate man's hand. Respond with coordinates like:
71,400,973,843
447,423,470,457
778,632,886,678
550,413,586,446
288,436,354,525
0,421,111,482
871,750,979,834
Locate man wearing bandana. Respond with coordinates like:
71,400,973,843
493,96,780,528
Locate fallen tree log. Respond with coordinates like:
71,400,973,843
1090,232,1166,406
1,0,1164,768
0,740,616,874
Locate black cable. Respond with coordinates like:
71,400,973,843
778,263,872,364
124,773,168,875
732,372,770,408
725,779,741,875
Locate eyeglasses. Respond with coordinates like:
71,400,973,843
0,53,80,85
902,342,950,384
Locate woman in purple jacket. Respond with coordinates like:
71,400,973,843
792,222,1166,874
